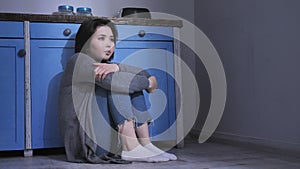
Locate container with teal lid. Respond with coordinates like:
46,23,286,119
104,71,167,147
53,5,74,15
76,7,93,16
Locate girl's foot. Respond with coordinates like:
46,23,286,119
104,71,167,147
121,145,169,162
144,143,177,161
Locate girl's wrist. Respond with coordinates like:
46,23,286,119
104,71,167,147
115,64,120,72
148,79,152,90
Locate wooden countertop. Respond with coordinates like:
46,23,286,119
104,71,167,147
0,13,183,27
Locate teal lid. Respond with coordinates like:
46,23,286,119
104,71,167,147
58,5,74,12
77,7,92,13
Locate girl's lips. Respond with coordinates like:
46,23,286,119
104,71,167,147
105,48,113,55
105,51,111,55
104,46,114,56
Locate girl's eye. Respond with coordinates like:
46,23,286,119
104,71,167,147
98,37,105,40
110,38,114,42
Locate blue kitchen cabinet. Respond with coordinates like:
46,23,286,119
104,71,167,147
0,17,180,154
0,21,25,150
114,25,176,141
30,23,79,149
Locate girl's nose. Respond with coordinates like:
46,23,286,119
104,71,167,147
106,40,115,50
105,39,112,47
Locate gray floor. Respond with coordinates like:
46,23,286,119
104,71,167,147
0,139,299,169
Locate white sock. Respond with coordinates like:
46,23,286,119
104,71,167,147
144,143,177,161
121,145,169,162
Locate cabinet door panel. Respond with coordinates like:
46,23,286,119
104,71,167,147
30,23,80,39
0,39,24,150
114,41,176,141
0,21,24,38
116,25,173,41
31,40,74,148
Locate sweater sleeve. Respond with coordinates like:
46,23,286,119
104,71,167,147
96,72,149,94
72,53,149,94
117,63,151,78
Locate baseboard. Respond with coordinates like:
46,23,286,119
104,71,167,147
190,129,300,158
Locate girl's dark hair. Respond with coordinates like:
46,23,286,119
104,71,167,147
75,18,118,61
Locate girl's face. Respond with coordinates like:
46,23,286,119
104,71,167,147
87,26,115,61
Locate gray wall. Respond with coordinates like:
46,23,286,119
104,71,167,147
194,0,300,149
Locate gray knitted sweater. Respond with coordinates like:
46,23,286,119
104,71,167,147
58,53,150,163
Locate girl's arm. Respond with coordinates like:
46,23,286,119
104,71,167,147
73,53,153,94
117,63,151,78
97,71,150,94
93,62,156,93
93,62,151,80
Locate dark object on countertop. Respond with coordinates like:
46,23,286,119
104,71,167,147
120,7,151,19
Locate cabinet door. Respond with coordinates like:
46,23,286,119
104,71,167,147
31,40,74,149
0,39,24,150
114,41,176,141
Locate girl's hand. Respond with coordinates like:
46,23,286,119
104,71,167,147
146,76,158,93
93,63,119,81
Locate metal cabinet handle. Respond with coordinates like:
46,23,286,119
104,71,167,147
63,28,72,36
18,49,26,57
138,30,146,37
